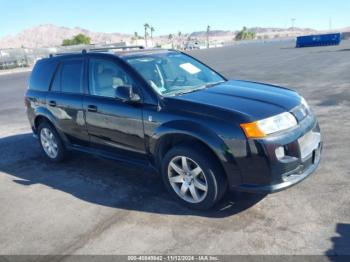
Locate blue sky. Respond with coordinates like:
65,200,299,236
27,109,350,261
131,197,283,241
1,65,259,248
0,0,349,37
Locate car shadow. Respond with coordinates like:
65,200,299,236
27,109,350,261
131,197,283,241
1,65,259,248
309,48,350,54
0,133,266,218
326,223,350,260
279,47,350,53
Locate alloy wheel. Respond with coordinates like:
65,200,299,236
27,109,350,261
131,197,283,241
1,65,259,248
40,128,58,159
168,156,208,203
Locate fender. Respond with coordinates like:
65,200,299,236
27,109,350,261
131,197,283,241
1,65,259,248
150,120,228,160
149,120,240,172
149,120,241,185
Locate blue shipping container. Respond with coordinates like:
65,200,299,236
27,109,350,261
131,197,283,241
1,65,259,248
296,33,342,48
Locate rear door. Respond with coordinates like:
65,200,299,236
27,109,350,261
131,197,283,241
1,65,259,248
46,57,89,145
26,59,59,130
83,55,146,158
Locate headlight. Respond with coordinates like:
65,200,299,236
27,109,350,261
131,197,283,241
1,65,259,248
240,112,297,139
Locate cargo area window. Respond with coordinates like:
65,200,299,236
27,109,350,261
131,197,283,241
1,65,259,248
29,60,59,91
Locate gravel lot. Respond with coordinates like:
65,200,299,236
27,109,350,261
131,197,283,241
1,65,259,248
0,40,349,256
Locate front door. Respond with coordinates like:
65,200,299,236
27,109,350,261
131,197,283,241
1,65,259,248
83,56,146,158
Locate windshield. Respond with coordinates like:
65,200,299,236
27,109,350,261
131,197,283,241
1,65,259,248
124,52,225,96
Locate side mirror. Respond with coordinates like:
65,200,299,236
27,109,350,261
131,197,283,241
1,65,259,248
115,85,141,103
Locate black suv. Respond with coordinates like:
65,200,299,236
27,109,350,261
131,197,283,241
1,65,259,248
25,46,322,209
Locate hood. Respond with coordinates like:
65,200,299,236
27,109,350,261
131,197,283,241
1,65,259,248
166,80,301,122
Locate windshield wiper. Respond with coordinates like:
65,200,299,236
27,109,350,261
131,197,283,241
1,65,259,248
165,81,225,96
174,86,207,95
172,81,225,96
204,81,225,88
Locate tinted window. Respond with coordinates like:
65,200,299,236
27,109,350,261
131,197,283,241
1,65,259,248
51,59,83,94
29,59,59,91
89,58,134,98
51,65,61,92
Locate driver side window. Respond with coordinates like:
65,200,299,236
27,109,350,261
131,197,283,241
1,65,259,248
89,58,134,98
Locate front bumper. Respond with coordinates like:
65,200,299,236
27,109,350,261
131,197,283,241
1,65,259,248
231,112,322,193
236,143,322,193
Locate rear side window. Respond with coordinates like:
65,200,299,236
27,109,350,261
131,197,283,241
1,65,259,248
29,59,59,91
51,59,83,94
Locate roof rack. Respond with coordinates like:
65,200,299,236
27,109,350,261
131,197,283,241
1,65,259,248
49,45,145,58
49,52,82,58
89,45,145,52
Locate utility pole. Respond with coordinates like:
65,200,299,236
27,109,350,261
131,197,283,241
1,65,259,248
329,17,333,31
206,25,210,49
0,49,3,70
291,18,296,30
144,23,150,48
22,46,29,67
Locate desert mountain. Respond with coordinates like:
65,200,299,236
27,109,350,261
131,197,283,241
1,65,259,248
0,24,348,49
0,24,132,48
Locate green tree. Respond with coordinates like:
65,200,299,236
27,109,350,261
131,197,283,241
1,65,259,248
74,34,91,44
235,27,256,41
62,39,73,46
62,34,91,46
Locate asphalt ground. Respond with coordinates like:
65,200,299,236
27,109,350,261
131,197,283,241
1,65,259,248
0,40,349,256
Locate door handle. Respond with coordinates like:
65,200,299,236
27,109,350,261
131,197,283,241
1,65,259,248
87,105,98,112
48,100,56,107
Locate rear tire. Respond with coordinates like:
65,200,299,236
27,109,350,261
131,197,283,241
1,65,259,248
38,122,66,162
161,144,227,210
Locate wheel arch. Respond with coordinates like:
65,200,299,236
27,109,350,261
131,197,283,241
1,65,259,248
33,108,69,144
33,107,57,131
150,120,239,183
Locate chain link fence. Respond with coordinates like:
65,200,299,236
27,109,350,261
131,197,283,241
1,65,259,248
0,44,124,70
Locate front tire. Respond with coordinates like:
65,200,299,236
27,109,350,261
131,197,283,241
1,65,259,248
38,122,66,162
161,144,227,210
